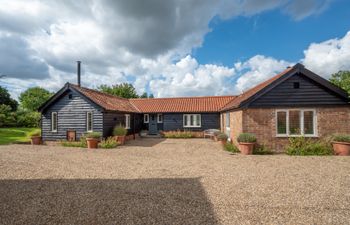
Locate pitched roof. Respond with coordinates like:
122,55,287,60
129,96,236,113
70,84,139,113
220,66,294,111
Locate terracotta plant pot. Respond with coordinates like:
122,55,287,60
332,141,350,156
221,139,227,145
31,136,42,145
114,135,126,145
86,138,99,149
238,142,255,155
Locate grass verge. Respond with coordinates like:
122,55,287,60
0,128,40,145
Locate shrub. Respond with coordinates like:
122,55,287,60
85,132,102,139
29,130,41,137
113,125,127,136
61,141,85,147
237,133,256,143
60,135,87,148
331,134,350,143
253,144,274,155
99,137,118,149
217,133,228,140
286,136,333,156
16,110,41,127
163,130,194,138
223,142,239,153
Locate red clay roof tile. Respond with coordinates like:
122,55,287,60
129,96,236,113
220,67,293,111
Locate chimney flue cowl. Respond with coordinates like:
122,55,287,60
77,61,81,87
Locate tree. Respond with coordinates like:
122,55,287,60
148,93,154,98
97,83,139,99
330,71,350,95
0,86,18,111
140,92,148,98
19,87,53,111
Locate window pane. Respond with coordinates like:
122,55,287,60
196,115,200,126
289,110,301,135
190,115,194,126
87,112,92,131
277,111,286,134
52,113,57,131
184,115,188,126
304,111,314,135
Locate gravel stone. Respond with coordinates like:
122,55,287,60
0,138,349,225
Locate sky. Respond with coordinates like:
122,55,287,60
0,0,349,99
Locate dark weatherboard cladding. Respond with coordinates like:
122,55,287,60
250,73,349,107
41,90,103,141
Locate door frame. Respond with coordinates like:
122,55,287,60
148,113,158,135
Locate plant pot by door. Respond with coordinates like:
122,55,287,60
238,142,255,155
114,135,126,145
31,136,42,145
86,138,99,149
332,141,350,156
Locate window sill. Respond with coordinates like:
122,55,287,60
276,135,318,138
184,126,201,128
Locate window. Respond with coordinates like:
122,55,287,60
225,112,230,127
125,114,130,129
87,112,93,132
157,114,163,123
183,114,201,127
293,82,300,89
144,114,149,123
276,109,316,137
68,94,73,99
51,112,57,132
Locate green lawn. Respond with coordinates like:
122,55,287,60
0,128,40,145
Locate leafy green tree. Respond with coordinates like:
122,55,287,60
19,87,53,111
0,104,16,127
148,93,154,98
140,92,148,98
0,86,18,111
330,71,350,95
97,83,139,99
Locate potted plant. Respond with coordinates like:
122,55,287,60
217,133,228,145
213,130,221,141
237,133,256,155
113,125,127,145
331,134,350,156
85,132,101,149
30,130,42,145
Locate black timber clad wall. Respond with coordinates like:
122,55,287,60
41,90,103,141
163,113,220,131
250,73,348,107
102,112,126,137
103,113,142,137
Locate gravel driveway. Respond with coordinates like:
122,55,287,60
0,138,349,225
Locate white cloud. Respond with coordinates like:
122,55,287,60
0,0,342,99
234,55,292,92
303,31,350,78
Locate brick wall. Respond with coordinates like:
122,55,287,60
242,107,350,152
221,110,243,146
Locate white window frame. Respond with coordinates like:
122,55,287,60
86,112,93,132
51,112,57,132
183,114,201,128
125,114,131,129
157,114,163,123
276,109,317,137
144,114,149,123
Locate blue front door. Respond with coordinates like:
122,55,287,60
149,114,158,135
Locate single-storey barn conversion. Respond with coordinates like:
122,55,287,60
39,63,350,151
